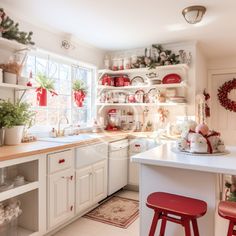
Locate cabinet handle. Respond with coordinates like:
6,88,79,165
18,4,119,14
135,144,141,147
70,205,73,211
70,175,73,181
58,159,65,164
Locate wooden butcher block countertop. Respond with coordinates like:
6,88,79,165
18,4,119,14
0,131,155,162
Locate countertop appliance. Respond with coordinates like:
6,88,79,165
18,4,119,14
106,109,120,131
108,139,128,195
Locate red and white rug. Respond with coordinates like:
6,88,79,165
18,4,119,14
84,196,139,228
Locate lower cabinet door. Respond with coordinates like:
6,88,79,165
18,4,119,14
128,156,139,186
93,160,107,204
49,169,75,229
76,166,93,214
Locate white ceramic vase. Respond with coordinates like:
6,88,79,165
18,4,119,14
4,126,24,146
4,72,17,84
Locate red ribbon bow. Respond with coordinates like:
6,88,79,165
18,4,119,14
189,129,220,153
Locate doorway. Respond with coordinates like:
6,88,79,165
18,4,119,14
209,71,236,145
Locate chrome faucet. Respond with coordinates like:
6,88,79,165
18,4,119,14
57,116,69,137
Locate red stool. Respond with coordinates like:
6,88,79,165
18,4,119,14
146,192,207,236
218,201,236,236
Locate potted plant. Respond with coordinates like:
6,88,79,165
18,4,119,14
0,100,35,145
72,79,87,107
35,73,58,106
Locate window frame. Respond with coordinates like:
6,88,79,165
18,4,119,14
21,49,97,136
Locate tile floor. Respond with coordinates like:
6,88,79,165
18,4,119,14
53,190,139,236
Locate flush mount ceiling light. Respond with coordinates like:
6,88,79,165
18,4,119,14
182,5,206,24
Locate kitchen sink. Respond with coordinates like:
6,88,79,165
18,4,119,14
39,133,103,143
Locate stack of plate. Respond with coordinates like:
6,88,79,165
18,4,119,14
168,96,186,103
148,79,162,85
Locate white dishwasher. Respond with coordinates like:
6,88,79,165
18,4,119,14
108,139,129,195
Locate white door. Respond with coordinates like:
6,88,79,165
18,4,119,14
93,160,107,203
76,165,93,214
210,73,236,145
48,169,75,228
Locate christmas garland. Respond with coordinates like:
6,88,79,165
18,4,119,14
218,78,236,112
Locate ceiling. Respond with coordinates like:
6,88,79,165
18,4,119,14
1,0,236,59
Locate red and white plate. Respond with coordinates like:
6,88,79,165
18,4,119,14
162,73,181,84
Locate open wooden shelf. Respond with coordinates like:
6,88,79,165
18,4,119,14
0,181,39,202
0,37,33,52
0,82,36,90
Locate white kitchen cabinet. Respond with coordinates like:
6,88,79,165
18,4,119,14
48,169,75,228
76,165,93,213
93,160,107,203
76,160,107,215
47,149,75,230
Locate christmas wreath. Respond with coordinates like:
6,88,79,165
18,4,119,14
218,78,236,112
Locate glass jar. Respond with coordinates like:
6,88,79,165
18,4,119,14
112,58,119,71
123,57,131,69
104,55,110,69
118,58,124,70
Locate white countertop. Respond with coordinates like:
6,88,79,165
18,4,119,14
131,142,236,175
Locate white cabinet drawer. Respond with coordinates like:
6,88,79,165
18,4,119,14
48,149,74,174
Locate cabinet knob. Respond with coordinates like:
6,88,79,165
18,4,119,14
70,205,73,211
70,175,73,181
58,159,65,164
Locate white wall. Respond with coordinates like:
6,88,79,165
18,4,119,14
195,44,208,95
208,56,236,70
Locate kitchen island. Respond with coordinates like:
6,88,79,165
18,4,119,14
132,142,236,236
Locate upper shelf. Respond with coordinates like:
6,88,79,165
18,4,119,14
0,37,34,52
0,82,37,91
98,64,189,75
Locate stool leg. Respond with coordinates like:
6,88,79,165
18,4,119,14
149,210,161,236
159,217,167,236
183,218,191,236
227,221,234,236
191,219,199,236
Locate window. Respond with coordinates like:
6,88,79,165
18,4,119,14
22,50,96,134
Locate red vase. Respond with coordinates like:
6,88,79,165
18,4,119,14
74,90,85,107
36,88,47,106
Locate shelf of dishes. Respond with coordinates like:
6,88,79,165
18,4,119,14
98,68,187,89
98,63,189,75
98,86,186,105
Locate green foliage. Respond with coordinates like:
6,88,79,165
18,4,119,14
0,100,35,128
0,8,35,45
36,73,56,92
149,44,180,68
72,79,87,93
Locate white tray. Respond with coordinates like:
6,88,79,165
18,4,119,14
171,147,230,156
